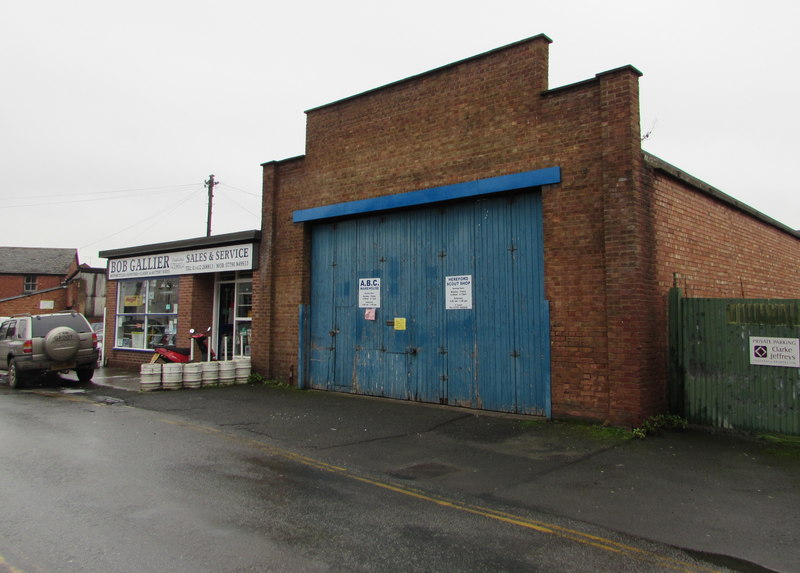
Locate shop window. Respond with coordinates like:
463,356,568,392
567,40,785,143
24,275,37,292
115,278,179,350
237,282,252,319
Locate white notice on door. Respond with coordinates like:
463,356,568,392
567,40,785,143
446,275,473,310
358,278,381,308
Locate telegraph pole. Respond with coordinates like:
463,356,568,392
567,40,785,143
205,174,219,237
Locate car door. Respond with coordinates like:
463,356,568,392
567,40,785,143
0,320,12,367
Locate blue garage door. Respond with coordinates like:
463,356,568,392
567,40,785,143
306,191,550,416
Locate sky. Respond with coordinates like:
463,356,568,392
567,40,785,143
2,0,798,267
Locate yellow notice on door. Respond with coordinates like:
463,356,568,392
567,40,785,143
394,317,407,331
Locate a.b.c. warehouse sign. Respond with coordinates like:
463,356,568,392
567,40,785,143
108,243,255,280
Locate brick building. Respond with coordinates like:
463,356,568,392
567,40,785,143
254,35,800,425
0,247,105,322
99,232,260,369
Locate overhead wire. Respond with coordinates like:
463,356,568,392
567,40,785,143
215,183,261,219
79,185,207,251
127,186,208,242
223,193,261,219
218,182,260,197
3,184,199,209
70,180,262,262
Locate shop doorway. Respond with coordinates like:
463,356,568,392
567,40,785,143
215,272,253,359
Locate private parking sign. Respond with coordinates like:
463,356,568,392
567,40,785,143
749,337,800,367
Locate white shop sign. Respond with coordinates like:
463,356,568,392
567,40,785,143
108,243,255,280
749,337,800,368
358,278,381,308
446,275,473,310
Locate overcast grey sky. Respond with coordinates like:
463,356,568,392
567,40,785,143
2,0,798,267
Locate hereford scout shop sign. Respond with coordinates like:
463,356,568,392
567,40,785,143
107,243,255,280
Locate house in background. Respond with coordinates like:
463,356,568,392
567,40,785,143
0,247,106,322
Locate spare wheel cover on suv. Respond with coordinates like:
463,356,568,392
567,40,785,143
44,326,81,361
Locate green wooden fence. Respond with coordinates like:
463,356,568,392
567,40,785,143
669,289,800,435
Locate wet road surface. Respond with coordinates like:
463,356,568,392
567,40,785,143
0,380,744,573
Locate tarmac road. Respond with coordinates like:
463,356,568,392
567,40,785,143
1,367,798,572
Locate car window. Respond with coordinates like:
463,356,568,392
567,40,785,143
17,320,27,339
0,322,8,339
31,314,91,337
6,320,17,339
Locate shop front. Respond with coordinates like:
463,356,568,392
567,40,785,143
99,230,260,369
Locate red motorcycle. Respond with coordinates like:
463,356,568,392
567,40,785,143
150,327,215,363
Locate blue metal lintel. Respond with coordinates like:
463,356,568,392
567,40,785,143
292,166,561,223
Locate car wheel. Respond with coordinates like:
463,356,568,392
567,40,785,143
8,359,25,389
76,367,94,383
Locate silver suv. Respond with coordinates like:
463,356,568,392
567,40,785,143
0,312,99,388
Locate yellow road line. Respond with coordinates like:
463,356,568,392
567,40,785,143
0,554,26,573
15,393,723,573
161,418,723,573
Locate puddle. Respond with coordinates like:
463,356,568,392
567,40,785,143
389,462,461,480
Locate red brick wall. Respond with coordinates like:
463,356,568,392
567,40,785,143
0,275,70,316
649,168,800,298
183,274,215,345
0,261,91,319
302,38,551,202
0,274,63,296
0,288,68,316
258,35,800,425
253,158,309,381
